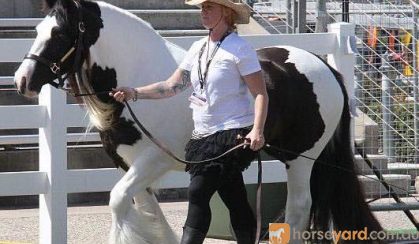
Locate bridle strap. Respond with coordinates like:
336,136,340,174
60,47,76,63
23,0,85,89
23,53,67,88
24,54,56,71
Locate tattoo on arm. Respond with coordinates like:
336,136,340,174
156,83,168,96
171,70,191,95
137,70,191,99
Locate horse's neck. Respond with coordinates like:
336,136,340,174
88,2,183,86
82,2,192,145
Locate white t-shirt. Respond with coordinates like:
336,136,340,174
179,32,261,135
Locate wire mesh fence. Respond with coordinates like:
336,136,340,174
342,0,419,199
251,0,419,200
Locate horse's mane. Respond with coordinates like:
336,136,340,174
65,1,165,131
68,57,117,131
47,0,179,131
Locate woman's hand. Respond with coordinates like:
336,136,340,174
243,71,268,151
245,128,265,151
110,87,136,103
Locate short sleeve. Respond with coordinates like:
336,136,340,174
235,44,261,76
179,41,201,71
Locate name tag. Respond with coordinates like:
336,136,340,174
189,92,207,107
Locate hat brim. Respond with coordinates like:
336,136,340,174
186,0,251,24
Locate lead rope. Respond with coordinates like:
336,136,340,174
71,91,419,240
48,86,419,240
123,100,254,165
255,153,262,244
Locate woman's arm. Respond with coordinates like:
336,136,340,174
243,71,269,151
111,68,191,102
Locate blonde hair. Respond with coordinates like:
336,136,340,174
222,6,237,31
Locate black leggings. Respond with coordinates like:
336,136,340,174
185,167,256,235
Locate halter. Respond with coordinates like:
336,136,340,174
23,0,86,89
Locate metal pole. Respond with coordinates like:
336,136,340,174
380,53,395,160
293,0,298,33
342,0,349,22
286,0,292,33
356,146,419,231
412,6,419,163
297,0,306,33
370,202,419,212
315,0,328,33
354,64,363,106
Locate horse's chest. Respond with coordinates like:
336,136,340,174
99,118,142,170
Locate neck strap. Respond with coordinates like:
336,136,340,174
197,31,231,92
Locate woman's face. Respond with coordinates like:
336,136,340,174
200,2,224,29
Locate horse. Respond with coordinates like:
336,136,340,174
14,0,383,243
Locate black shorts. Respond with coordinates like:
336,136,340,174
184,127,257,176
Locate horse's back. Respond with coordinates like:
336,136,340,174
258,46,345,161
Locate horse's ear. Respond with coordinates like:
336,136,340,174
42,0,76,12
43,0,58,10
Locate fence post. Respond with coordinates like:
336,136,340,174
327,22,356,145
38,85,68,244
412,6,419,163
380,53,396,160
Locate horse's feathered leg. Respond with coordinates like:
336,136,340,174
108,147,177,244
285,157,315,244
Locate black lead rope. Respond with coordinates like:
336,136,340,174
255,153,262,244
66,89,419,240
123,100,254,165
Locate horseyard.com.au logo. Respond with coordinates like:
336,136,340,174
269,223,290,244
269,223,419,243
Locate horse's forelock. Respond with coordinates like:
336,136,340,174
51,1,103,46
43,0,57,12
43,0,74,13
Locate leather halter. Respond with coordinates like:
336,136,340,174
23,0,85,89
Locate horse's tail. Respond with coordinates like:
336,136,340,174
309,71,383,237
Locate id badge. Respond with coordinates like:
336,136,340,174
189,92,207,106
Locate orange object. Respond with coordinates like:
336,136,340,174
389,30,395,51
367,26,378,48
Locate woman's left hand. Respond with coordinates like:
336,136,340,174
245,128,265,151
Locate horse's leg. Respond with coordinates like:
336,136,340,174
131,190,178,244
109,147,177,244
285,157,315,244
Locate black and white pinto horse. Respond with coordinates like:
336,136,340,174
14,0,382,243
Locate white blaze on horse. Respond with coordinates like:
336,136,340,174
14,0,382,243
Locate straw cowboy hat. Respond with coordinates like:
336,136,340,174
185,0,251,24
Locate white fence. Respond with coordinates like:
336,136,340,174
0,22,354,243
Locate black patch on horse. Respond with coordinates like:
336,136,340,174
90,64,118,103
100,118,142,172
88,63,142,171
258,47,325,162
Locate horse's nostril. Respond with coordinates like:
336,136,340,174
18,76,27,94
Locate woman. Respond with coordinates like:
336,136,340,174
111,0,268,243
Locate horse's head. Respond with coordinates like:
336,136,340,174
14,0,102,97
